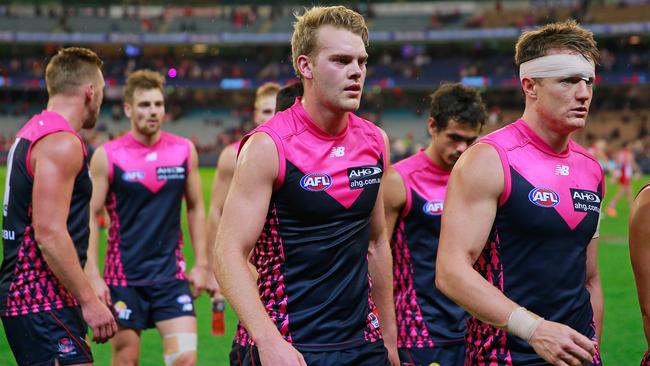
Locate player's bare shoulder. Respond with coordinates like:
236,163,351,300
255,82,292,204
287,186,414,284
383,167,406,209
89,145,108,173
451,142,504,198
216,143,239,176
237,131,279,182
32,131,85,174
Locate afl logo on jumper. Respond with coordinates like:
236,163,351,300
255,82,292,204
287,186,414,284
423,200,444,216
122,170,145,182
300,172,332,192
528,187,560,207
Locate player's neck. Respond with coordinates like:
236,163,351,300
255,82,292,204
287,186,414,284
46,95,85,131
301,96,348,136
425,144,452,171
521,110,571,154
131,129,162,146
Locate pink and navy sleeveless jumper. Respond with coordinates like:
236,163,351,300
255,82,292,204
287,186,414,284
391,150,467,349
467,120,603,365
0,111,91,317
237,99,387,352
102,131,191,286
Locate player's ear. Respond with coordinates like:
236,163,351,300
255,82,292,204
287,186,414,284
296,54,313,80
84,82,94,105
521,77,537,99
123,102,132,119
427,117,437,136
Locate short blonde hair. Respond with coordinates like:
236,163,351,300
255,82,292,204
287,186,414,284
515,20,599,65
255,82,281,108
291,6,368,77
123,69,165,105
45,47,103,97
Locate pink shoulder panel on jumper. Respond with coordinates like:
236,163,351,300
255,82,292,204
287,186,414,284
481,119,603,230
240,100,386,205
393,150,450,218
281,102,385,208
104,132,191,194
18,111,86,177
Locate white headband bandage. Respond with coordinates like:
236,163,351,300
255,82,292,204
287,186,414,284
519,54,595,81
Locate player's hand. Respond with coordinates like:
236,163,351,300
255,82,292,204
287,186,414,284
80,297,118,343
87,273,111,307
381,331,400,366
529,319,597,366
188,265,217,298
386,345,400,366
257,338,307,366
205,270,220,298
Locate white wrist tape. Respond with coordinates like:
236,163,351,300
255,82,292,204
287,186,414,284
519,54,595,81
506,307,543,342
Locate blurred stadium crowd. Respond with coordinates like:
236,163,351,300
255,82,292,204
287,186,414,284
0,0,649,175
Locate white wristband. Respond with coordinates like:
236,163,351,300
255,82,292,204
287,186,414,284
506,307,543,342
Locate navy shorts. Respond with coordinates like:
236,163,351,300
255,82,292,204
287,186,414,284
238,340,389,366
109,279,195,330
398,343,466,366
1,306,93,366
229,341,246,366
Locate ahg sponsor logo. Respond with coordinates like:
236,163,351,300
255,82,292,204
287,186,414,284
348,166,382,179
300,172,332,192
571,188,601,213
422,200,444,216
528,187,560,208
348,165,382,190
156,166,186,181
122,170,145,182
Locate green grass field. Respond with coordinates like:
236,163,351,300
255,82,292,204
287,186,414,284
0,166,646,365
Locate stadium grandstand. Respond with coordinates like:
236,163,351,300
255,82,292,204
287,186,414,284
0,2,649,362
0,0,649,169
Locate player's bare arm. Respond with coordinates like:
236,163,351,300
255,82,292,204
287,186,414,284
630,188,650,349
368,130,400,366
382,166,406,241
208,144,258,281
436,143,596,365
436,143,514,323
85,146,112,307
32,132,117,343
368,192,399,366
185,142,218,298
206,144,237,260
585,238,603,343
214,132,306,366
